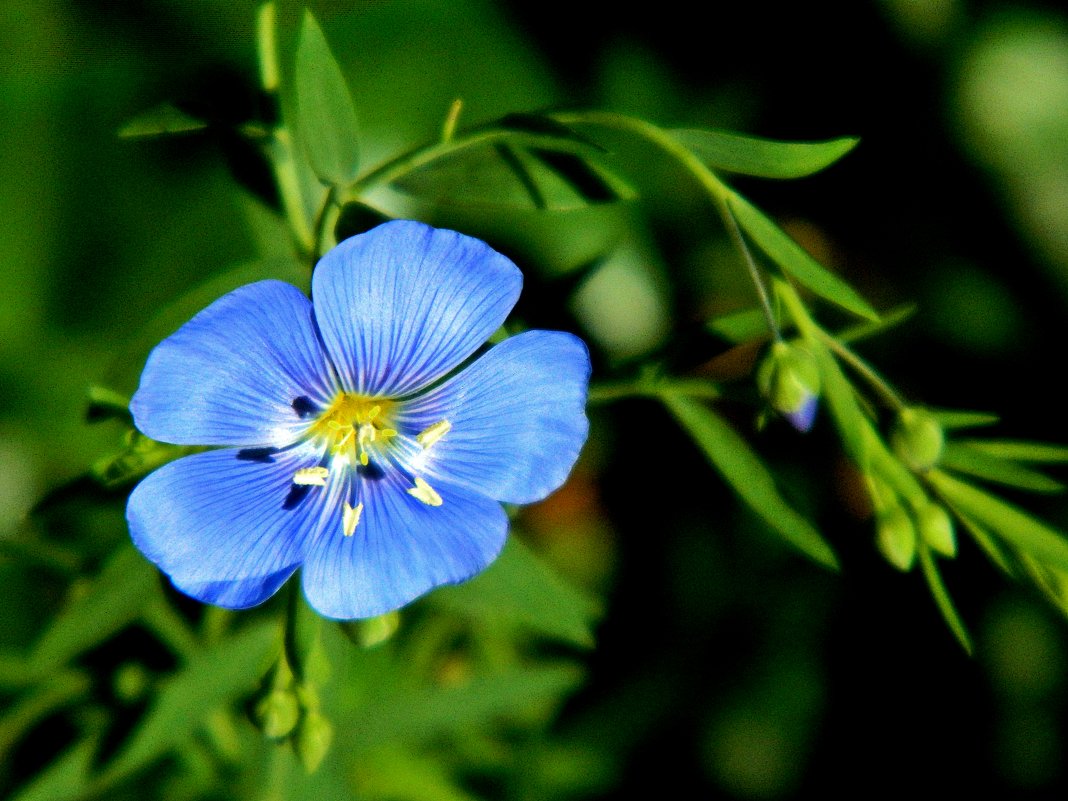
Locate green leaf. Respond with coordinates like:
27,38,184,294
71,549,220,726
836,303,917,344
953,510,1017,577
394,137,633,212
706,307,772,343
730,193,879,321
800,332,870,466
670,128,858,179
930,409,1000,430
916,542,974,654
106,257,307,392
959,440,1068,463
928,470,1068,573
103,621,278,781
295,10,360,186
118,103,208,139
429,536,600,648
30,545,158,673
499,113,607,151
8,736,98,801
663,394,838,570
352,665,583,748
940,443,1064,493
91,432,199,489
85,385,132,423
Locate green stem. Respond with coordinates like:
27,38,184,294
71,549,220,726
310,184,337,267
346,128,540,200
550,111,781,340
816,328,905,410
586,377,720,406
777,278,904,411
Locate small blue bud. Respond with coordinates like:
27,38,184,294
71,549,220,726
756,341,822,432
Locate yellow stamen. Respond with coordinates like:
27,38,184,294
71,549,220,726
293,466,329,486
342,501,363,536
416,420,451,449
408,476,443,507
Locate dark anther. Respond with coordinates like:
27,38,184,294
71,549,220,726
283,484,311,510
292,396,317,418
360,461,386,481
236,447,279,463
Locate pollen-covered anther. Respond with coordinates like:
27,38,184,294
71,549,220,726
293,466,329,486
417,420,451,449
342,501,364,536
408,476,443,507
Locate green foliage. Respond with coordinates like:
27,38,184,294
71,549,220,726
294,10,361,187
669,129,859,179
8,1,1068,798
663,394,838,570
728,193,880,321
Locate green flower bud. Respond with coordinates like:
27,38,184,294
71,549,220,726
253,689,301,740
917,501,956,558
294,710,334,773
876,503,917,571
112,662,150,704
890,407,944,472
756,341,822,432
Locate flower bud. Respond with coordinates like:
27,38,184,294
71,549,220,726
756,341,822,432
890,407,944,472
876,503,917,571
252,689,301,740
294,710,334,773
917,501,956,558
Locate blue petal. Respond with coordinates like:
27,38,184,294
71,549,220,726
396,331,590,504
131,281,338,447
300,470,508,619
312,220,522,397
127,446,337,609
785,394,819,432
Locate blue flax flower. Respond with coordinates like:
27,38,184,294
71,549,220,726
126,220,590,619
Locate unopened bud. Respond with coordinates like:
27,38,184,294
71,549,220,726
253,689,300,740
756,341,821,432
876,503,917,571
294,710,334,773
917,501,956,557
890,407,944,472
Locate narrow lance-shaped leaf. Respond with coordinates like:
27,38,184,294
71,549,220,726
102,621,278,782
663,394,839,570
916,541,974,654
928,470,1068,574
730,192,880,321
295,10,360,186
671,128,859,179
706,307,773,343
960,440,1068,463
940,443,1064,494
30,545,158,673
429,535,600,649
931,409,1000,430
118,103,207,139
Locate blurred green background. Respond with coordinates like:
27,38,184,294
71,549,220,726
4,0,1068,797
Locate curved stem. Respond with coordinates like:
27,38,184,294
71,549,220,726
551,111,781,340
817,329,905,411
310,184,337,267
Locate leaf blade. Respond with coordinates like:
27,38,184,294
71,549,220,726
671,128,858,179
730,193,879,321
928,470,1068,573
295,10,361,186
663,394,838,569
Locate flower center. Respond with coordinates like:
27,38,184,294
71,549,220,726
293,393,453,538
310,393,398,469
